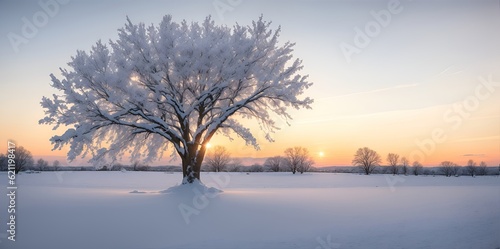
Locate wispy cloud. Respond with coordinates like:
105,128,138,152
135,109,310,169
434,65,463,78
463,154,486,157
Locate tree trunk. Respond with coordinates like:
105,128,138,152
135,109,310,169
181,143,207,184
182,157,202,184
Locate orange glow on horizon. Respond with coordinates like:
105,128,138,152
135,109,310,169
1,123,498,167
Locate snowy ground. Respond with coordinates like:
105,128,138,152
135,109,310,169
1,172,499,249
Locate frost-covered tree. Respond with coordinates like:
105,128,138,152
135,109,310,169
40,15,313,184
387,153,400,175
352,147,381,175
204,145,231,172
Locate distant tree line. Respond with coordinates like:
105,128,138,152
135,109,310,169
0,148,64,173
0,146,36,173
350,147,496,177
202,146,314,174
1,146,498,176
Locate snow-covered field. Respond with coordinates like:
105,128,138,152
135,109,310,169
1,172,499,249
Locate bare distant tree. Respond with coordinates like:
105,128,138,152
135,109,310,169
440,161,456,177
98,165,109,171
0,154,7,171
205,146,232,172
477,161,488,176
111,163,124,171
401,157,409,175
466,159,477,177
227,165,240,172
138,164,150,171
14,146,34,174
298,160,313,174
423,168,433,176
284,147,314,174
264,156,284,172
352,147,381,175
227,159,243,172
377,166,388,174
412,161,423,176
451,164,462,177
126,161,149,171
53,160,60,171
36,158,49,171
249,164,264,172
387,153,400,175
131,161,141,171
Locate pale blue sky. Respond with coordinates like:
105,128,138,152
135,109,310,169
1,0,499,166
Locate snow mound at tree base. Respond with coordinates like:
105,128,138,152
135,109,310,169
159,179,223,196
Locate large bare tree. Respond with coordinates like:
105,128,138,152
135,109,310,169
40,15,313,184
204,146,231,172
352,147,381,175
